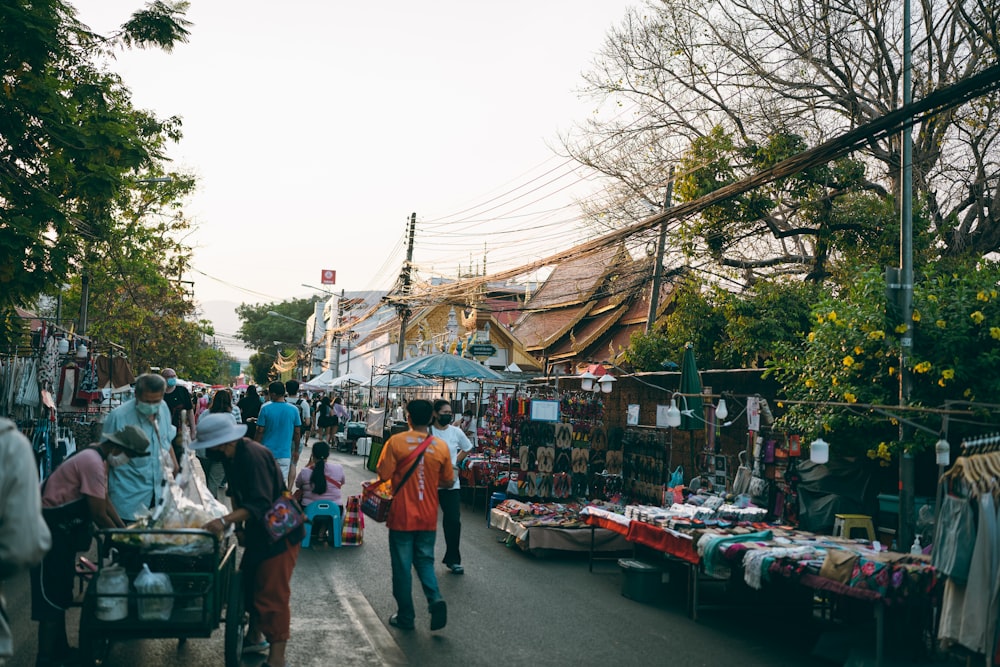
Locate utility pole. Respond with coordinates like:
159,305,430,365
396,213,416,362
334,288,345,375
646,166,675,333
898,0,916,552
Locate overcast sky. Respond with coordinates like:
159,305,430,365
72,1,637,317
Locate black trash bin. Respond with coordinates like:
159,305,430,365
618,559,661,603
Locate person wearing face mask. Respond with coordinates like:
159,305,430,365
31,425,150,667
102,373,179,523
160,367,196,463
431,399,473,575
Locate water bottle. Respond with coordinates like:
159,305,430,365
134,563,174,621
95,565,129,621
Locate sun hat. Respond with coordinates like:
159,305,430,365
104,425,152,457
189,413,248,450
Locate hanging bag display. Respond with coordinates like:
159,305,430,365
361,435,432,523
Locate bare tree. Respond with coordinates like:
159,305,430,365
564,0,1000,280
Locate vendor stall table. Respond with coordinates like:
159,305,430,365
489,500,630,556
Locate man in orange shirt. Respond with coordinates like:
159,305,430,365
376,399,454,632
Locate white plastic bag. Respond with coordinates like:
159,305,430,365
134,563,173,621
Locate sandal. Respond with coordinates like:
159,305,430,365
242,639,269,654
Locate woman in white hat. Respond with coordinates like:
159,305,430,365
191,413,302,667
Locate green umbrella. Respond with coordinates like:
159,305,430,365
678,343,705,430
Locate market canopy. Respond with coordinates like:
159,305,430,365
388,352,504,380
329,371,368,387
366,373,438,388
679,343,705,430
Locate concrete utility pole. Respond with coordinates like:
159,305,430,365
898,0,916,552
646,166,675,333
396,213,416,362
334,288,345,375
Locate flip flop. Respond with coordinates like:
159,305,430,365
242,639,269,655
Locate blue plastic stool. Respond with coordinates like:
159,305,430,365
302,501,342,548
488,492,506,528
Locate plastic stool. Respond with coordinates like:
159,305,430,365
488,492,506,528
833,514,875,541
302,501,342,548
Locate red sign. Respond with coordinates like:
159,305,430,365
321,269,336,285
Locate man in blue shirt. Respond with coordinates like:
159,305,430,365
103,373,178,522
254,381,301,486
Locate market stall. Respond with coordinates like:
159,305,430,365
489,499,630,555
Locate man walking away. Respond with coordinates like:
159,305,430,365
377,399,453,632
286,380,311,445
255,381,301,486
431,399,473,574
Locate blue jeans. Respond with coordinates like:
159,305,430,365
388,530,443,624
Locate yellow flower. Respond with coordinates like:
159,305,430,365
971,310,985,324
991,327,1000,340
912,309,921,322
964,388,973,398
831,377,838,385
895,324,908,334
854,346,863,355
927,294,938,302
827,311,838,321
914,361,932,374
942,369,955,380
888,366,896,376
843,355,855,367
978,290,990,302
936,319,947,329
938,378,947,387
867,330,885,340
805,379,816,388
807,331,816,342
867,449,877,460
844,392,857,403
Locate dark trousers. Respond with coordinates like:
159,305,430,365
437,488,462,565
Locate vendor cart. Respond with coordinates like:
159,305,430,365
78,528,245,667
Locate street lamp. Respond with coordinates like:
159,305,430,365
267,311,307,325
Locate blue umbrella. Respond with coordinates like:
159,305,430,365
388,352,503,380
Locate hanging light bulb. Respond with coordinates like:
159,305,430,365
810,437,829,464
579,370,596,392
666,398,682,428
715,398,728,421
935,438,950,466
598,374,616,394
57,337,69,355
76,341,88,358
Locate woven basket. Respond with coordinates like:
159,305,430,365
360,481,392,523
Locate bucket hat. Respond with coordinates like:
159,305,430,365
104,425,152,457
190,412,247,450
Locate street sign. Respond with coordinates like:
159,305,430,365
321,269,336,285
468,343,497,358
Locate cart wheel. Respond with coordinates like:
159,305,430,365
224,571,246,667
78,633,109,667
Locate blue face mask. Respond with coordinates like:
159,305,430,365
136,401,161,416
166,377,177,388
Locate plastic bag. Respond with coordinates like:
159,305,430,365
135,563,173,621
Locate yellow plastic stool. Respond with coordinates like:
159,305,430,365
833,514,875,541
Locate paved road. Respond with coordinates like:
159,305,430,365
5,439,925,666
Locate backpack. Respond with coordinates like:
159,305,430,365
294,397,309,425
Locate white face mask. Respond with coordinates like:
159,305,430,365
108,453,130,468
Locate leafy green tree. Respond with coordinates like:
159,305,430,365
237,298,317,383
0,0,190,344
624,276,726,370
768,261,1000,460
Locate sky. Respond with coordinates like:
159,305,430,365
72,1,638,335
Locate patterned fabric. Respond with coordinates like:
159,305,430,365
342,495,364,546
